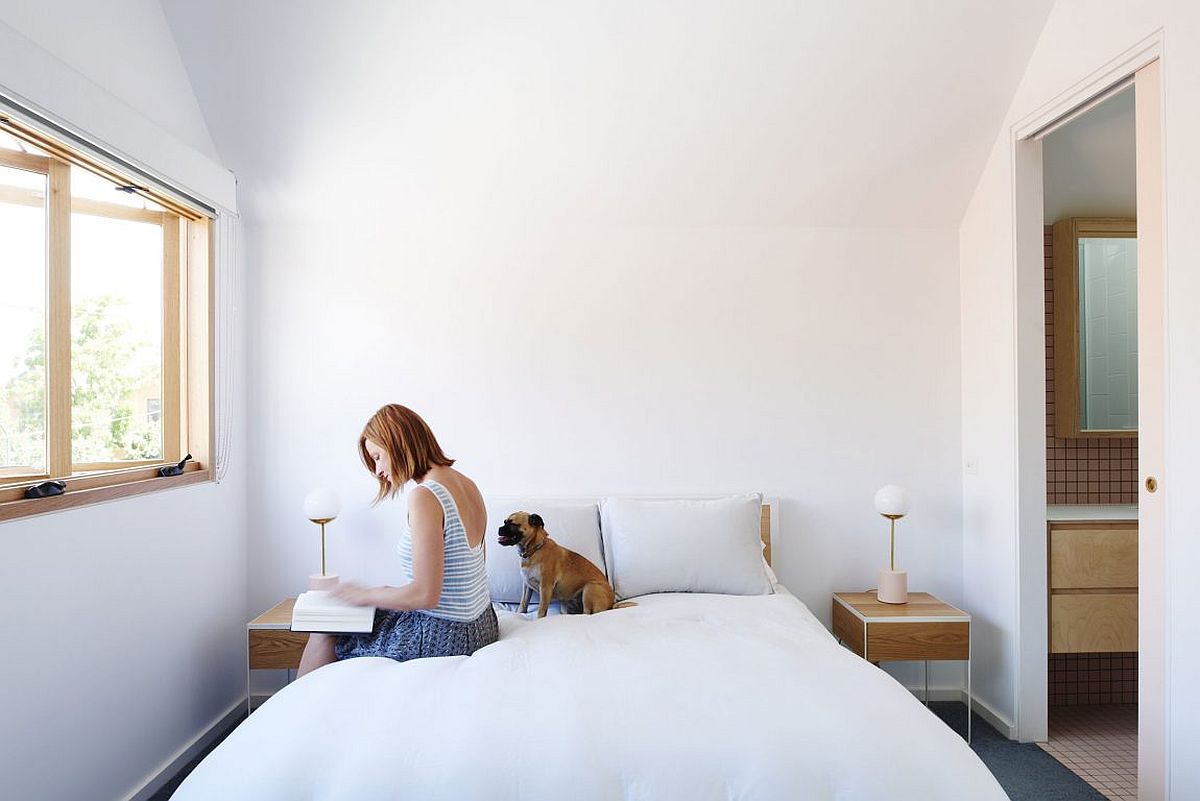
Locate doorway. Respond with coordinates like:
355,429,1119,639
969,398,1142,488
1038,84,1138,800
1012,47,1166,801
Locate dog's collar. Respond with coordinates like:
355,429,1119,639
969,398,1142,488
518,539,546,561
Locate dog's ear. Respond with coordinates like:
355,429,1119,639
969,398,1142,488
529,513,544,529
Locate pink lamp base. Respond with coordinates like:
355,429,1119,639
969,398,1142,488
308,573,340,591
877,569,908,604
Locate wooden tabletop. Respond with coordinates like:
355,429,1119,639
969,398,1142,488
833,592,969,621
248,598,296,629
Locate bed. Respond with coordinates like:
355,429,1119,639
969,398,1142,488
171,495,1008,800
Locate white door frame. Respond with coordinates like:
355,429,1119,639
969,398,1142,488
1009,31,1166,797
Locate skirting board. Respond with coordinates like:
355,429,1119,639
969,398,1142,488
122,699,244,801
903,685,1017,740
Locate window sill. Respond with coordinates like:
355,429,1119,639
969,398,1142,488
0,463,211,524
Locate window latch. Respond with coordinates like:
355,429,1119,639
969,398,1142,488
158,453,193,477
24,480,66,500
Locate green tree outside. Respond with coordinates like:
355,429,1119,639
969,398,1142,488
1,295,162,469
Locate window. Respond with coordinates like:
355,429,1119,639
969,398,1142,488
0,120,212,518
147,398,162,425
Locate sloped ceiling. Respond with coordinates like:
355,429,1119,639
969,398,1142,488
160,0,1054,225
0,0,218,160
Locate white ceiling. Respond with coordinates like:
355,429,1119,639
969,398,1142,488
1043,86,1136,223
160,0,1055,226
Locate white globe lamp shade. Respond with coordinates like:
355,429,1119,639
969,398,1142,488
304,488,341,521
874,485,910,518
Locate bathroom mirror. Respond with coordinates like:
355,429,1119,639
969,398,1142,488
1052,217,1137,438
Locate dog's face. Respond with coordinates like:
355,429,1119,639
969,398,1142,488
498,511,545,547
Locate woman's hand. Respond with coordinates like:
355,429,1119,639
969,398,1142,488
331,581,377,607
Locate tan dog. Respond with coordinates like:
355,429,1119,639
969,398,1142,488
498,511,627,617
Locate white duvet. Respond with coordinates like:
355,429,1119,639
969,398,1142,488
173,591,1009,800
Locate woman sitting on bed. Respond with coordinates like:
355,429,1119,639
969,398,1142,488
297,404,498,676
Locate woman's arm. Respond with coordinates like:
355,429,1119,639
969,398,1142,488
332,487,445,611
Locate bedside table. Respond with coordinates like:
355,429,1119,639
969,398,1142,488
247,598,307,714
832,591,972,741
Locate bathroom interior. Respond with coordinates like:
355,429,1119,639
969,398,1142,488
1040,84,1139,801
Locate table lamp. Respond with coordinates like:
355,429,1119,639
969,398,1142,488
874,484,910,604
304,488,341,590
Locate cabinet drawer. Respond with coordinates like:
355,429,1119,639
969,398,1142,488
249,629,308,669
867,621,969,661
1050,593,1137,653
1050,526,1137,589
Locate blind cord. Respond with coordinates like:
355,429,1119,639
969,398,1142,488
214,210,238,483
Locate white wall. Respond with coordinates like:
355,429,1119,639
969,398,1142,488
244,220,965,634
959,132,1022,729
960,0,1200,795
0,477,247,801
0,4,246,801
152,1,1008,698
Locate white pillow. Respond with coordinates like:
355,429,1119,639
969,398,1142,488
600,494,773,599
483,499,605,604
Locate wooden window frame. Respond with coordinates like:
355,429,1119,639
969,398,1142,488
0,121,213,523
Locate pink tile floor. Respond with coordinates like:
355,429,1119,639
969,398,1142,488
1038,705,1137,801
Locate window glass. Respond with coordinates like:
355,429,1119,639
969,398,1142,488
0,164,48,475
70,165,164,464
71,165,167,211
0,131,46,155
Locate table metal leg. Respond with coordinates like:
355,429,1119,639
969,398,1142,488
967,649,972,744
924,660,930,706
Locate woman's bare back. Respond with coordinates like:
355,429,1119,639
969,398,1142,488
421,466,486,549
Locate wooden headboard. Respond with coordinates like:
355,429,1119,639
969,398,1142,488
760,503,772,566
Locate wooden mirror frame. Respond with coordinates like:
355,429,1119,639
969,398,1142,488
1052,217,1138,439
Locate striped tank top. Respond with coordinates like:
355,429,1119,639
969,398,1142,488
397,479,491,622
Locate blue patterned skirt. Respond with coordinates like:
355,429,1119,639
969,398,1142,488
334,605,499,663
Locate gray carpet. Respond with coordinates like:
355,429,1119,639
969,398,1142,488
929,702,1105,800
147,713,244,801
150,702,1103,800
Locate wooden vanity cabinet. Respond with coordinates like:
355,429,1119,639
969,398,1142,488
1048,520,1138,653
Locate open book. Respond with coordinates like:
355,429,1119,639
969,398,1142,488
290,590,376,633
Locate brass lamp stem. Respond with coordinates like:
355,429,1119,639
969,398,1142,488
311,517,334,577
890,517,895,572
882,513,902,571
321,521,327,576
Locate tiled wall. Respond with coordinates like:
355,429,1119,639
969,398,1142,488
1049,652,1138,706
1045,226,1138,504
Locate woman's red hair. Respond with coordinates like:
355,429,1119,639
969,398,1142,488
359,404,454,503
